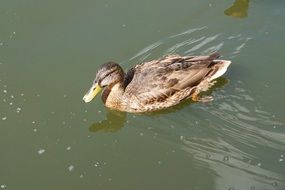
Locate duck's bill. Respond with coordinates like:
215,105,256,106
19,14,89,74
83,83,102,103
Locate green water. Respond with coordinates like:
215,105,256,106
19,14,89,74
1,0,285,189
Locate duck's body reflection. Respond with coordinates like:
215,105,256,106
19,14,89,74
88,78,228,133
89,110,126,133
224,0,250,18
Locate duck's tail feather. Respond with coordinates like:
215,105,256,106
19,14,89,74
208,60,231,81
208,52,221,60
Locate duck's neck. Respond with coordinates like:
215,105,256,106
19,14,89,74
102,82,127,111
101,66,134,111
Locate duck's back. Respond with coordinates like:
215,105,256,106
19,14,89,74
123,53,230,112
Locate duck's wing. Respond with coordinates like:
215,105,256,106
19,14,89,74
124,53,226,104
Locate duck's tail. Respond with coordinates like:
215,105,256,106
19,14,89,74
207,59,231,81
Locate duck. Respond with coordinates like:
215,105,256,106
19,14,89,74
83,52,231,113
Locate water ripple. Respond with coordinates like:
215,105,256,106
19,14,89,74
129,41,163,61
124,26,284,188
184,34,221,53
125,26,251,66
176,80,285,188
169,26,208,38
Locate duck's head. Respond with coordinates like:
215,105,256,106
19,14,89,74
83,62,124,103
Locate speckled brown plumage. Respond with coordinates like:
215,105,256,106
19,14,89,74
83,53,231,113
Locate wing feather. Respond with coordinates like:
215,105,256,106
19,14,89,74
124,53,220,106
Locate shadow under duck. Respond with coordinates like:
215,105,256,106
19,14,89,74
83,53,231,113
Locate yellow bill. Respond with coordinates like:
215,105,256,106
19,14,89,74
83,83,102,103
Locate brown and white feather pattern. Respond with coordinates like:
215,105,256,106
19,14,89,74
113,53,231,112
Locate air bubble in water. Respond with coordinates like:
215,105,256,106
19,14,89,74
16,107,21,113
223,156,230,162
68,165,74,172
37,149,45,155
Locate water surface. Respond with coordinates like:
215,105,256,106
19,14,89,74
1,0,285,189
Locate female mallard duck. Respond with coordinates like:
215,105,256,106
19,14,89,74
83,53,231,113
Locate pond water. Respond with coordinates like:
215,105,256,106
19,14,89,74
1,0,285,189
